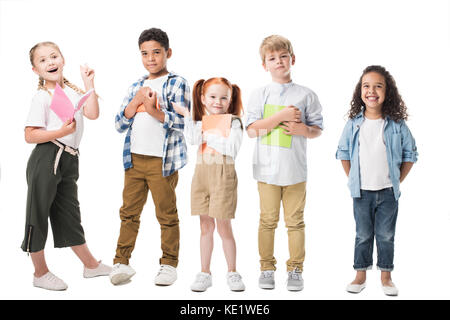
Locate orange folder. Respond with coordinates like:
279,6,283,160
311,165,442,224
200,114,232,154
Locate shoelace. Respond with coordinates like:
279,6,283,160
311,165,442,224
261,271,274,278
228,273,242,283
44,272,60,283
112,264,122,271
289,270,301,280
157,266,173,276
196,273,210,283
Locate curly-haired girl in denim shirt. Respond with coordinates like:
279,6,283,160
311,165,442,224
336,65,418,296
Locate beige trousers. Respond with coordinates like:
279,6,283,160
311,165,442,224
258,181,306,272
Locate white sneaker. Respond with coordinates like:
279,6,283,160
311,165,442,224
83,261,113,278
286,269,304,291
33,272,68,291
191,272,212,292
227,272,245,292
259,270,275,289
382,283,399,296
346,282,366,293
154,264,177,286
109,263,136,285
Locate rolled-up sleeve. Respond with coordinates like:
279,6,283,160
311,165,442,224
245,89,263,129
115,84,136,133
163,79,191,132
400,121,418,163
336,120,352,160
305,92,324,130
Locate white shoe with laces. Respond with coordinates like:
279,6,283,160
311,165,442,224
227,272,245,292
259,270,275,289
154,264,177,286
109,263,136,285
83,261,113,278
286,268,304,291
33,272,68,291
191,272,212,292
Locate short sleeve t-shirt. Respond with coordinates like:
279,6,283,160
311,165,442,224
130,74,168,157
25,86,84,149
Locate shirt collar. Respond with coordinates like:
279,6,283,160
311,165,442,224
355,107,392,123
139,71,176,84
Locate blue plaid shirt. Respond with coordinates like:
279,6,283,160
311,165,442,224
115,72,190,176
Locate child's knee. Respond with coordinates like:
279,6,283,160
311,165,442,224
200,217,215,235
217,221,233,239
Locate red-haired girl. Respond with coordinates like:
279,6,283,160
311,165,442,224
174,77,245,292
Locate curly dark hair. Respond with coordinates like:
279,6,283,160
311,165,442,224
138,28,169,50
348,65,407,122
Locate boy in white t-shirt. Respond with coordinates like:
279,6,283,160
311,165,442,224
246,35,323,291
110,28,190,286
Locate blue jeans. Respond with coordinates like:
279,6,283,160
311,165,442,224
353,188,398,271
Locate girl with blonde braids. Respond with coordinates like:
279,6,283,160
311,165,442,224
21,41,111,291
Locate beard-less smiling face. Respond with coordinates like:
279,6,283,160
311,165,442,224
201,83,232,115
32,45,65,85
361,71,386,116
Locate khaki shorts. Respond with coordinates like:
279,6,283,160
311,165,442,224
191,154,237,219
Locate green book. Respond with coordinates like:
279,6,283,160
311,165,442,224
260,104,292,148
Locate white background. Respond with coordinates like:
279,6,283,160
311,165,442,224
0,0,449,300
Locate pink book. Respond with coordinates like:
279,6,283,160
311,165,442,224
49,83,94,122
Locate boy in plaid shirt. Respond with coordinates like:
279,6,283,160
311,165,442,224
110,28,190,286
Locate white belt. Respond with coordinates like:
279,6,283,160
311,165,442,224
51,140,79,175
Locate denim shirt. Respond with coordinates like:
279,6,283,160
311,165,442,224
336,111,418,200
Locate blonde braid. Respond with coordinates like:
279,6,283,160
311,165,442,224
63,78,85,95
38,76,52,96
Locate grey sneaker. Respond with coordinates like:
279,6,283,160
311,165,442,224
259,270,275,289
287,269,304,291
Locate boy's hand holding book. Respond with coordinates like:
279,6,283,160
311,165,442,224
136,87,151,105
278,105,301,123
279,121,307,136
143,90,157,114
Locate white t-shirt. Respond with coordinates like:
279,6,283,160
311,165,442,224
245,82,323,186
130,75,168,157
359,117,393,190
25,87,84,149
